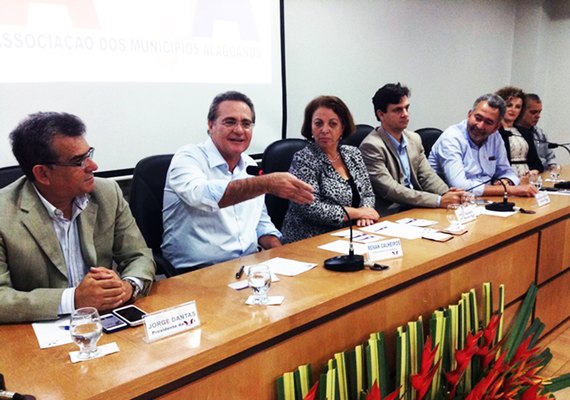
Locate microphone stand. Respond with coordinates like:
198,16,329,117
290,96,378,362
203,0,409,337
485,179,515,212
323,202,365,272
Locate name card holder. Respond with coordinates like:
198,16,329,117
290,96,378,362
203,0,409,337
457,206,477,224
367,238,403,262
535,191,550,207
143,301,201,343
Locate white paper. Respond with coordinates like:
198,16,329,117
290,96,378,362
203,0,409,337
259,257,317,277
228,280,249,290
318,240,368,255
69,342,119,363
32,318,74,349
361,221,424,240
245,295,284,305
396,218,438,227
474,206,516,218
545,190,570,196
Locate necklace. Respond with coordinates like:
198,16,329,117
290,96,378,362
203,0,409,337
328,152,341,163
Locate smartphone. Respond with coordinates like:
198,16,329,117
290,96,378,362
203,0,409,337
112,305,147,327
100,313,128,333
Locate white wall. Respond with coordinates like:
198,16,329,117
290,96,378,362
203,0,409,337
284,0,569,165
512,0,570,165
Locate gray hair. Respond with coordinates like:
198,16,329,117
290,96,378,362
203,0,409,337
472,93,506,120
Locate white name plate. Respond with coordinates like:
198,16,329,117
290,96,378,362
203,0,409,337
367,238,403,262
144,301,201,343
457,206,477,224
535,191,551,207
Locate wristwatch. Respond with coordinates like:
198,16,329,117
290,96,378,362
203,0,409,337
124,278,141,302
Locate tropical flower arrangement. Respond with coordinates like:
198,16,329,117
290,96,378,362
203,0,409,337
276,283,570,400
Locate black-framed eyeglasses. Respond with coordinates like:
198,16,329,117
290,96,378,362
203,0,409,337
44,147,95,168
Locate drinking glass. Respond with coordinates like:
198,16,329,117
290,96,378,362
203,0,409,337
461,192,476,210
549,164,561,182
529,174,543,190
70,307,103,360
248,264,271,305
446,204,463,231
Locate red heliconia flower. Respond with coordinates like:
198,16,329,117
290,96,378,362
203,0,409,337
482,313,502,346
512,336,540,364
520,384,550,400
303,381,319,400
365,381,400,400
411,336,441,400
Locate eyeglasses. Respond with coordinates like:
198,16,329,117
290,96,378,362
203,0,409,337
44,147,95,168
219,118,254,130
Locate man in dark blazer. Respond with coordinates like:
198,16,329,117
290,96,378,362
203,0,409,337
0,112,155,323
360,83,463,215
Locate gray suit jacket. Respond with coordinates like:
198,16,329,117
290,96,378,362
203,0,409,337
0,177,155,323
359,127,448,214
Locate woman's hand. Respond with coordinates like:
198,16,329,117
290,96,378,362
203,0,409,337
346,206,379,226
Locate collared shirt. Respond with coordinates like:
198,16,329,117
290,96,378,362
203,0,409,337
162,137,281,269
386,133,413,189
385,131,442,207
34,186,89,315
428,120,519,197
532,126,558,168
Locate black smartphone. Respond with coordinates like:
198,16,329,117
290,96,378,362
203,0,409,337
100,313,129,333
112,305,147,327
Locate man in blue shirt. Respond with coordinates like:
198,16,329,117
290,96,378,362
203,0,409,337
429,93,537,198
162,91,314,272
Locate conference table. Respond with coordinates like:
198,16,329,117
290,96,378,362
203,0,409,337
1,171,569,399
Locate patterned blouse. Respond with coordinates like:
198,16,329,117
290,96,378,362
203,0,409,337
506,127,530,177
281,142,376,243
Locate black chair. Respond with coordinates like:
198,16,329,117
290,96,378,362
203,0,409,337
260,138,308,230
342,124,374,147
129,154,180,277
0,165,24,189
415,127,443,158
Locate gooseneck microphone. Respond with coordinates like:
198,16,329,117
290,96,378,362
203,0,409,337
484,179,515,212
547,142,570,156
321,196,365,272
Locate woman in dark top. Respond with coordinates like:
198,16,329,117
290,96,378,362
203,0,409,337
496,86,543,175
282,96,378,243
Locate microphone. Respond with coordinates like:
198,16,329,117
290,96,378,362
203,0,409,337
547,142,570,156
314,192,364,272
246,165,263,176
485,179,515,212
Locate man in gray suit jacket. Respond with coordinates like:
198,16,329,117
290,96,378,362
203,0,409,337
0,112,155,324
360,83,463,215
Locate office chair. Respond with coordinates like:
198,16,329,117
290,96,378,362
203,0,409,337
342,124,374,147
0,165,24,189
260,138,308,230
129,154,180,277
415,127,443,158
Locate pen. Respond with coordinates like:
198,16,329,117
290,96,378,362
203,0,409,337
58,325,70,331
235,265,245,280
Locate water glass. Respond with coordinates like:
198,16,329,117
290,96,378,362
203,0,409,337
461,192,476,209
529,174,543,190
446,204,463,231
549,164,561,182
70,307,103,360
248,264,271,305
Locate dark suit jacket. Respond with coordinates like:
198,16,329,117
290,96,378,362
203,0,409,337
0,177,155,323
360,127,449,214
